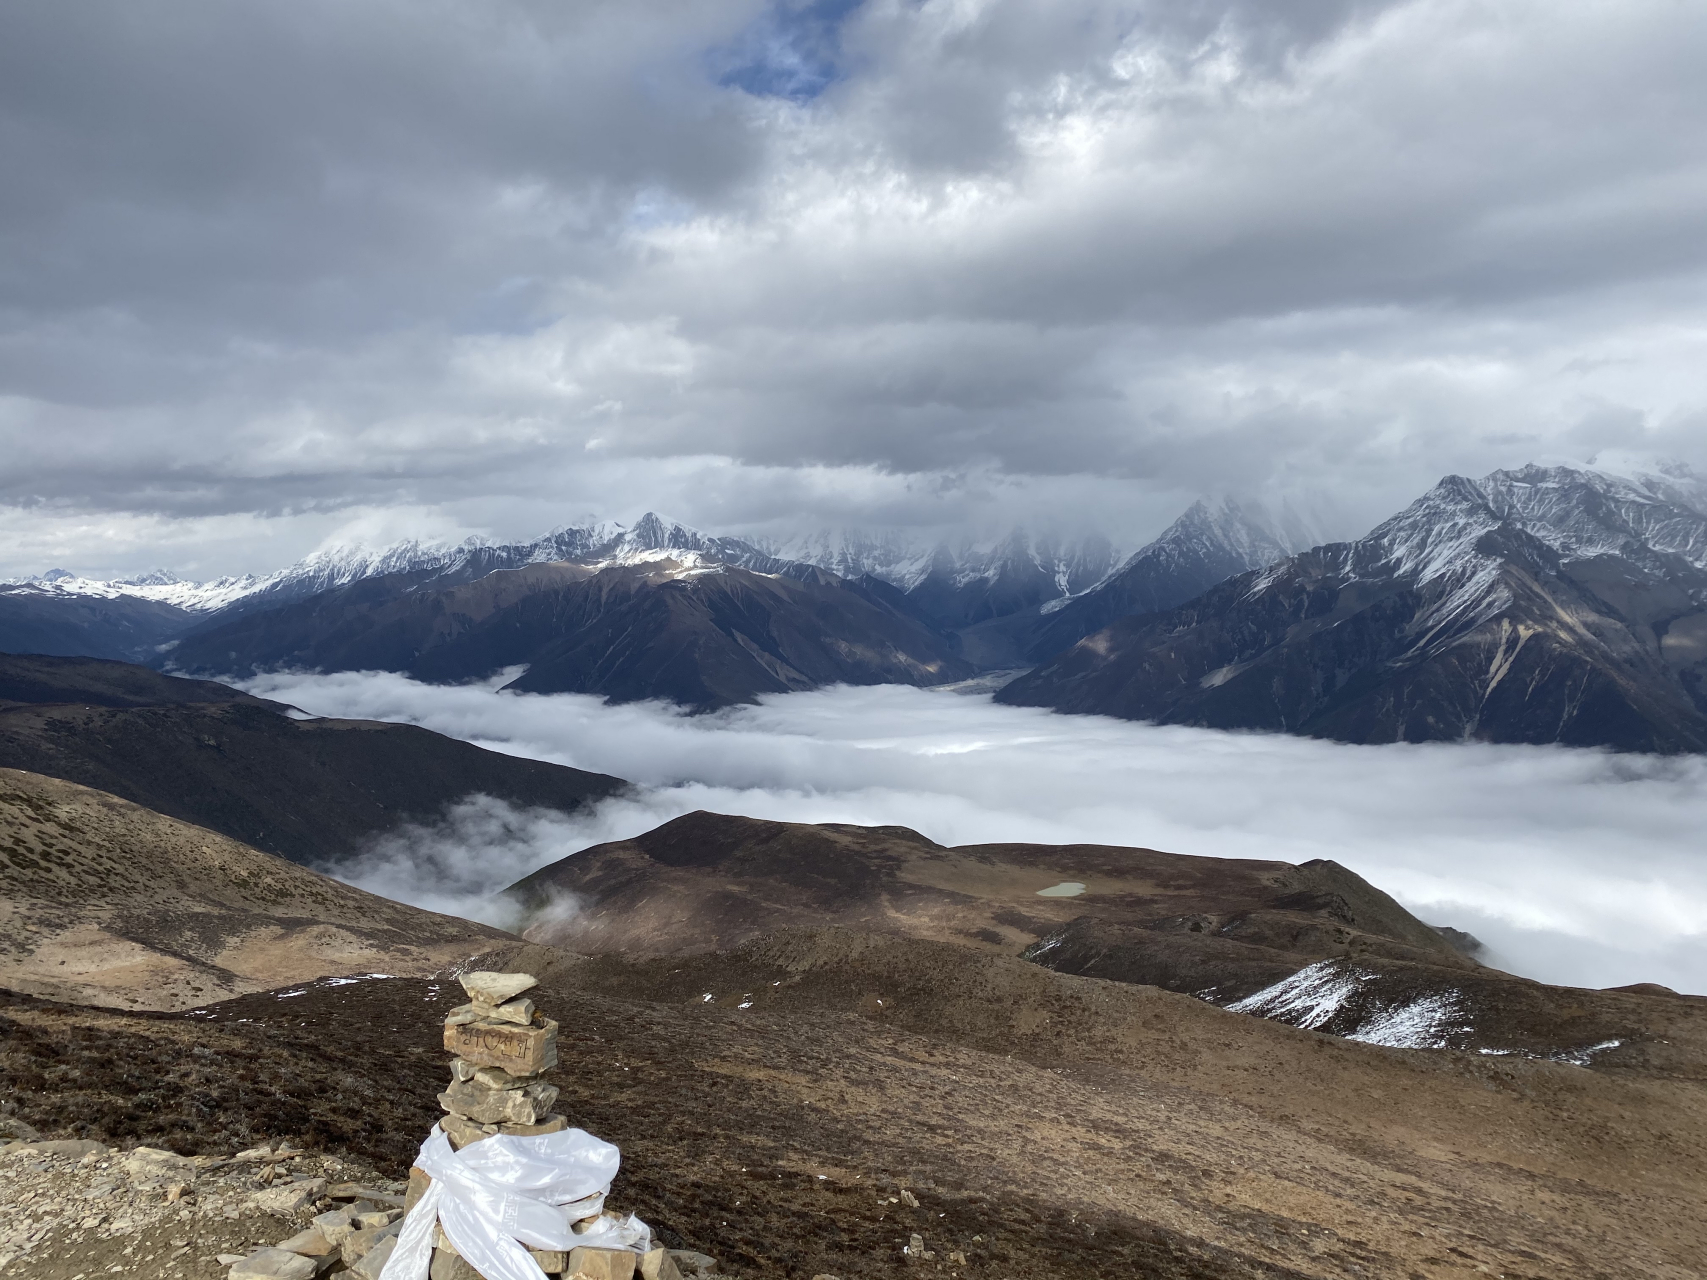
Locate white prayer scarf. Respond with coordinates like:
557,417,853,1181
382,1126,647,1280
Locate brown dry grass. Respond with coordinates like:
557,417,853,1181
6,929,1706,1280
0,768,508,1010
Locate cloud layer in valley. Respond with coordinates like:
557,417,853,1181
247,670,1707,995
4,1,1707,577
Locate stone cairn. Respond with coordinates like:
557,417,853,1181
219,972,712,1280
410,971,691,1280
433,971,566,1151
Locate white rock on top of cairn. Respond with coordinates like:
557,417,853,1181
461,972,539,1006
393,971,689,1280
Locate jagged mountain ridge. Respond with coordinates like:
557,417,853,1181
1479,463,1707,569
0,514,813,663
6,498,1295,650
4,513,793,615
10,516,1126,631
2,512,1155,670
932,498,1302,669
998,465,1707,752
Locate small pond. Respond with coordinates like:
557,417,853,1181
1035,881,1087,898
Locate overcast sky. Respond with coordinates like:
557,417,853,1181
3,0,1704,579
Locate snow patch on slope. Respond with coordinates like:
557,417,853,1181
1223,962,1470,1050
1345,992,1466,1049
1223,960,1370,1029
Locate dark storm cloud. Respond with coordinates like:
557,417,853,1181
0,1,759,349
1,0,1703,575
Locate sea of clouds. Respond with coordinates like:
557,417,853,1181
244,670,1707,995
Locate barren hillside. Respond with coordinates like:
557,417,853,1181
0,768,510,1009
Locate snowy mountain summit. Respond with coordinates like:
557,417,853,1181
3,516,745,615
1017,497,1302,662
7,513,1127,630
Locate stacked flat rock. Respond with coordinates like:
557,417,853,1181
436,971,567,1147
412,971,690,1280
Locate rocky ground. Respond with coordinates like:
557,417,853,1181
4,930,1706,1280
0,1134,402,1279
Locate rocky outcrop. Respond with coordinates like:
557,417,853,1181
0,1134,405,1278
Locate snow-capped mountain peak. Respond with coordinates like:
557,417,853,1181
1477,463,1707,570
3,567,266,612
1131,498,1294,577
1350,463,1707,592
1,513,780,616
114,569,185,588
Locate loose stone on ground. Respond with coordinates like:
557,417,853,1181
0,1131,405,1279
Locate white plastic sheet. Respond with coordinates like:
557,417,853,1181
381,1126,651,1280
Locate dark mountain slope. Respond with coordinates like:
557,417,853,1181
7,802,1706,1276
504,810,1705,1072
1000,470,1707,752
0,585,194,662
171,557,973,707
16,937,1707,1278
0,652,262,709
0,654,624,867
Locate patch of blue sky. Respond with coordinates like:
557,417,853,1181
712,0,866,102
627,187,700,232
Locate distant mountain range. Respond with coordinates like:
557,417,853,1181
1020,499,1295,663
9,462,1707,751
3,513,795,620
999,464,1707,752
0,502,1302,706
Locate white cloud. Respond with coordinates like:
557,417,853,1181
331,792,603,933
246,669,1707,995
